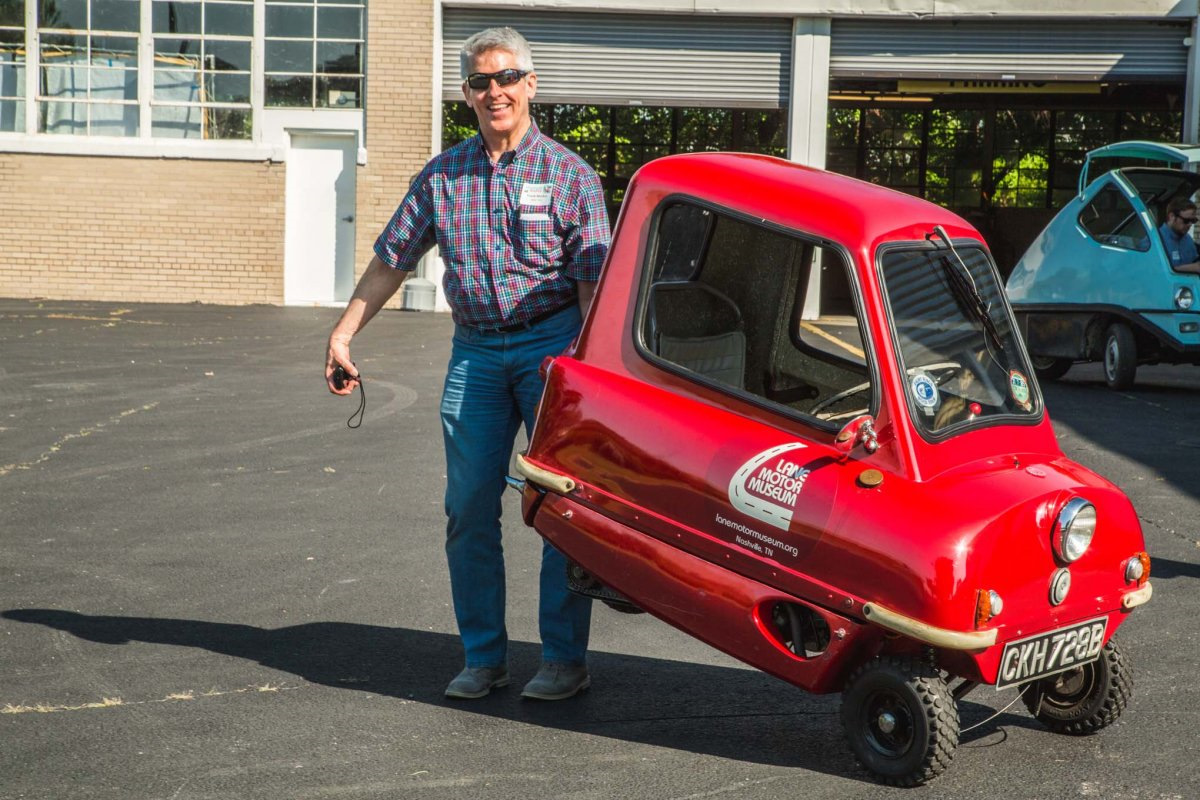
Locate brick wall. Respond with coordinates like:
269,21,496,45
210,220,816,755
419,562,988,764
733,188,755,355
0,154,286,305
357,0,436,308
0,0,435,307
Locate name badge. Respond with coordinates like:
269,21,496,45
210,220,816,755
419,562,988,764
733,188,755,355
520,183,552,207
521,212,551,222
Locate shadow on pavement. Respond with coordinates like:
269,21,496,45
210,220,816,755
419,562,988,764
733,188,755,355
2,608,1039,776
1150,557,1200,580
1041,378,1200,508
3,608,867,777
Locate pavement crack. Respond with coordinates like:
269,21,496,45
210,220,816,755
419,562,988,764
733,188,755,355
0,402,160,477
2,682,301,715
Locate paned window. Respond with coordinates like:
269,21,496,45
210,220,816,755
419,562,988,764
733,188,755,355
264,0,362,109
0,0,366,142
991,110,1051,208
152,0,253,139
861,108,922,197
926,110,984,208
0,0,23,131
38,0,139,136
1053,111,1117,206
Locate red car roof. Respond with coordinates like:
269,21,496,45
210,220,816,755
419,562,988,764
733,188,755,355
630,152,981,249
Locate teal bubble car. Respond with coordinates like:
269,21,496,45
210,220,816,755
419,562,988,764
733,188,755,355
1006,141,1200,389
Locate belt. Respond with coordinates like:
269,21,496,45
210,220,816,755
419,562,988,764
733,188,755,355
471,300,576,333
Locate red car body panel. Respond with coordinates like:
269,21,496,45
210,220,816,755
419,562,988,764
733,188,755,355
520,153,1148,692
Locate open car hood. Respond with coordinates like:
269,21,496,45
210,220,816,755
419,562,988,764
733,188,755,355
1080,140,1200,194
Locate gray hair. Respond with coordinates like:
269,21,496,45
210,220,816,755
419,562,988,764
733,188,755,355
460,27,534,78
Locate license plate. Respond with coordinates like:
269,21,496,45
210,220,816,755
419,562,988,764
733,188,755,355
995,616,1108,689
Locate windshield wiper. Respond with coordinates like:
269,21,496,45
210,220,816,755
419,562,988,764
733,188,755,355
925,226,1006,357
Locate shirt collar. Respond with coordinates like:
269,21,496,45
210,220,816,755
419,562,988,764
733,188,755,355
473,120,542,166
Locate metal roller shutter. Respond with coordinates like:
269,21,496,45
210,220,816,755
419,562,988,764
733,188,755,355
830,19,1191,82
442,9,792,108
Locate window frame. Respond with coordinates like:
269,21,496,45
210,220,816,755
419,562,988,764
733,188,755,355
0,0,364,149
0,0,26,133
632,193,880,434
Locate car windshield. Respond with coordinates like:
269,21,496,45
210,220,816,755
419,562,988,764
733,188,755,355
879,241,1040,436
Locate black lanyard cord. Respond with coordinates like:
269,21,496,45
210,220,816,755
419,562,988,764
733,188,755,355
346,380,366,429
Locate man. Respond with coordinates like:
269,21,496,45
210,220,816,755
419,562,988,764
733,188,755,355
1157,197,1200,274
325,27,609,701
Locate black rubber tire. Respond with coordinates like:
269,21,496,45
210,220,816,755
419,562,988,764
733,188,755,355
1020,637,1132,735
840,656,959,786
1031,356,1072,382
1103,323,1137,390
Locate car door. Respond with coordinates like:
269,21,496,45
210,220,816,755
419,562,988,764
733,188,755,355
1073,177,1159,308
609,199,882,588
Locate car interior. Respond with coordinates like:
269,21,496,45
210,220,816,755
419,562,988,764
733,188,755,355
640,201,874,426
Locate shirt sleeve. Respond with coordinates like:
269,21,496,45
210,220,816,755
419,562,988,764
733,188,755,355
562,165,611,283
373,163,438,272
1183,233,1199,264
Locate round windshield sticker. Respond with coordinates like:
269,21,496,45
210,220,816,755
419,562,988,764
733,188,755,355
1009,370,1031,410
911,372,939,415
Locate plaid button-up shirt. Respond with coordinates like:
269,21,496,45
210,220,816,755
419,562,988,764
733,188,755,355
374,122,611,328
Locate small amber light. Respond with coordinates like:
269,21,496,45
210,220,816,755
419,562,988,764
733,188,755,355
1137,552,1151,586
974,589,992,629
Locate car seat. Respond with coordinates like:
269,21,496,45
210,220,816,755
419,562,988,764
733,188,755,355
649,281,747,389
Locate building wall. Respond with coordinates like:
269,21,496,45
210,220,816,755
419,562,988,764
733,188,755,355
0,155,285,304
357,0,436,306
0,0,435,307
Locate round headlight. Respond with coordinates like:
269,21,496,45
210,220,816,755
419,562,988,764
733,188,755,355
1053,497,1096,563
1176,287,1195,311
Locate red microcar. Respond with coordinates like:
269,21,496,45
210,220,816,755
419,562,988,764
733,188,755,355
513,153,1152,786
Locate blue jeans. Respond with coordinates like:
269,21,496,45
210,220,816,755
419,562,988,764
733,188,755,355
441,305,593,669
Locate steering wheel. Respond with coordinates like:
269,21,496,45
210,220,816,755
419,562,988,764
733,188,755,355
809,381,870,417
807,361,963,418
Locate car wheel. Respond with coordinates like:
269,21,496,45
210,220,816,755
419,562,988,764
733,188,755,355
1020,637,1131,735
1103,323,1137,390
1030,356,1072,382
840,656,958,786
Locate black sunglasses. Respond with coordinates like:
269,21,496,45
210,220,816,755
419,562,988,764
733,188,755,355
1176,214,1198,225
466,69,529,90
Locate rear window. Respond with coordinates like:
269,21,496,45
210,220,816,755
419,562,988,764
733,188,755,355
879,243,1040,437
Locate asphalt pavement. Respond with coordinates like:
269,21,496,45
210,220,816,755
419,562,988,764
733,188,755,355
1,299,1198,800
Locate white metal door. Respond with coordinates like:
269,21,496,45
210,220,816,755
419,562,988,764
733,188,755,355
284,131,357,305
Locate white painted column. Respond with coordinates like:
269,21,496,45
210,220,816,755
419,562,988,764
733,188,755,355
1185,17,1200,145
786,16,831,169
403,0,448,312
788,17,831,319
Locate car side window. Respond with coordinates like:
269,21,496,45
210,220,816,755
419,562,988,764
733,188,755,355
1078,184,1151,252
641,201,873,426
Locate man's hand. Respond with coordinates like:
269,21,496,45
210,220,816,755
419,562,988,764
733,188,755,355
323,255,409,394
326,334,360,395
